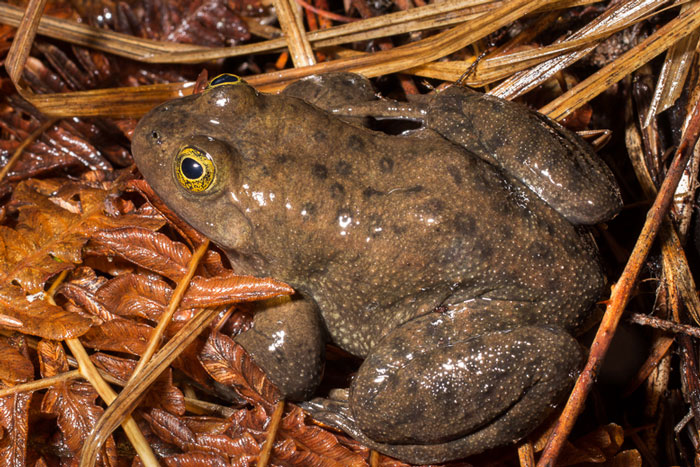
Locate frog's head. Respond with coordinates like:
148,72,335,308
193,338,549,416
132,74,264,258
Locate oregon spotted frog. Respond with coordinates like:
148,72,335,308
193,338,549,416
131,72,621,464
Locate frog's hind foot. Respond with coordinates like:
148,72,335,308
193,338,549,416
300,389,354,429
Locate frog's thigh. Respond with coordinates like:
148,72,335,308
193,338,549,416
350,310,583,463
234,298,325,401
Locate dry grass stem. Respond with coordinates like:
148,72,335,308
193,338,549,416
130,240,210,380
492,0,671,100
540,3,700,121
537,79,700,467
0,0,597,64
275,0,316,66
46,272,159,467
517,441,535,467
79,306,224,466
258,400,285,467
644,3,700,127
0,369,80,398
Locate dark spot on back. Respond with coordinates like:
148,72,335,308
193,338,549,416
348,135,366,151
336,160,352,175
425,199,445,214
313,131,326,143
379,157,394,173
454,212,477,236
363,187,384,198
275,154,292,164
529,241,553,262
546,276,562,292
500,224,514,238
448,165,462,185
330,182,345,199
392,224,407,235
478,244,494,261
312,164,328,179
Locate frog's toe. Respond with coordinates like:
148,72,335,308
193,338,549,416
299,395,359,437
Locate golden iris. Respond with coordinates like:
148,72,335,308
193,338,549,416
206,74,245,89
175,146,215,193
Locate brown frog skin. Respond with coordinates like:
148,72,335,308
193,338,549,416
131,72,622,464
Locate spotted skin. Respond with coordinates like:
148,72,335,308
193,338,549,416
131,72,622,464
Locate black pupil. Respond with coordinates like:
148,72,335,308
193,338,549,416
181,157,204,179
210,75,236,86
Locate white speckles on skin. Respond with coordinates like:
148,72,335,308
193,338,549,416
267,329,286,352
338,213,352,229
252,191,266,206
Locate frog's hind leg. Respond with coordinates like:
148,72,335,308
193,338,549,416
426,86,621,224
302,304,583,464
281,72,377,110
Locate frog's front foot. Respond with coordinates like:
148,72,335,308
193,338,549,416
304,306,584,464
234,297,325,401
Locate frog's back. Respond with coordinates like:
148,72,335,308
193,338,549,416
275,123,604,354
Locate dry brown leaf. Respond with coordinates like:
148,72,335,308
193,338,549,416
162,451,230,467
91,227,191,281
193,432,259,458
0,336,32,466
0,338,34,384
181,416,233,435
144,408,196,450
91,352,186,415
0,387,31,466
277,406,368,467
96,273,171,321
183,273,295,309
81,317,155,355
0,175,153,339
37,339,117,465
199,331,282,411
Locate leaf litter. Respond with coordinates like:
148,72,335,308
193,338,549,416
1,0,700,465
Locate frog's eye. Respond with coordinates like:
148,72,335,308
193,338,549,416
175,146,216,193
206,74,245,89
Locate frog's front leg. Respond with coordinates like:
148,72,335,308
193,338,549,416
302,304,582,464
234,297,325,401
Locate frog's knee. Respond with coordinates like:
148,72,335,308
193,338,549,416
281,73,375,109
234,298,325,400
350,325,582,456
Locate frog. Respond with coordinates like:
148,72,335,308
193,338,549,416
131,72,622,464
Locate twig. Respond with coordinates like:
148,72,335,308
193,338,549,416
0,369,80,398
628,313,700,338
0,118,57,182
258,400,285,467
130,240,209,379
536,72,700,467
46,272,159,467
